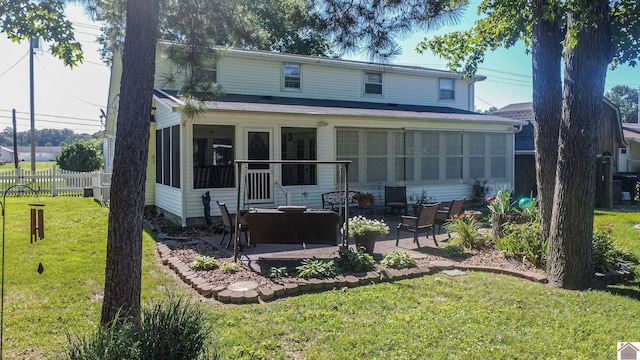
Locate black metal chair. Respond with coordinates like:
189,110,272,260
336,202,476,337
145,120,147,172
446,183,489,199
385,186,408,215
396,202,440,248
217,201,249,249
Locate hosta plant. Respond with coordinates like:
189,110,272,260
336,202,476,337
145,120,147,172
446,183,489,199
381,251,417,269
296,258,337,279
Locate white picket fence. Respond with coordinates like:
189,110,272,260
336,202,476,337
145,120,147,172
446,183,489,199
0,167,111,203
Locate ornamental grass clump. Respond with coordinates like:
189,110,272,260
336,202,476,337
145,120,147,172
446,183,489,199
444,213,487,250
342,215,390,237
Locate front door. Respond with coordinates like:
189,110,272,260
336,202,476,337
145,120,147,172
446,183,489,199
246,130,272,204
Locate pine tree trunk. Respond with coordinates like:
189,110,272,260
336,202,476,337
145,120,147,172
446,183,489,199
531,0,563,244
101,0,160,325
546,0,613,289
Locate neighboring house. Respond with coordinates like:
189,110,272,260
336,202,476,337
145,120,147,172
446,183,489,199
0,145,15,164
621,122,640,172
105,42,526,226
494,99,627,206
17,146,62,162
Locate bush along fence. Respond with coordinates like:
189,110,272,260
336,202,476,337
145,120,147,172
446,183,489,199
0,166,111,202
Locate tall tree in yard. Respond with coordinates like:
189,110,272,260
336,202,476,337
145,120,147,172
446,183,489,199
547,0,613,288
101,0,160,324
421,0,639,289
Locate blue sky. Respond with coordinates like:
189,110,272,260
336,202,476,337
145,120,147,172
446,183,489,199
0,2,638,134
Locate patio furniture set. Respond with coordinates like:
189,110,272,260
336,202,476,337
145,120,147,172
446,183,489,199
216,186,467,252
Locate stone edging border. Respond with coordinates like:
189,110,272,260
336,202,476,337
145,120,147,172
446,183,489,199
157,242,548,304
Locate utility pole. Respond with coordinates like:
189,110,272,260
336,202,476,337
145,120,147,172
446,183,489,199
29,38,37,172
12,110,18,169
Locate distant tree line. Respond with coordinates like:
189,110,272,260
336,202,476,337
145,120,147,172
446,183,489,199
0,127,102,147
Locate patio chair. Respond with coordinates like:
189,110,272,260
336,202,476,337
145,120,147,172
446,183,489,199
435,198,466,237
217,201,249,249
385,186,408,215
396,202,440,248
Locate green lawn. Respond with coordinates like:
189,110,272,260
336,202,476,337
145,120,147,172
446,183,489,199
0,161,57,171
2,198,640,359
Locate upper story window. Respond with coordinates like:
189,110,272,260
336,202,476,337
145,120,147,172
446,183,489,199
193,59,217,83
439,78,456,100
283,64,301,90
364,71,382,95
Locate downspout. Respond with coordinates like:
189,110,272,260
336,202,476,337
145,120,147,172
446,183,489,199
181,117,189,228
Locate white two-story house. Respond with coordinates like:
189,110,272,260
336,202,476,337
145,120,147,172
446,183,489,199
104,41,525,226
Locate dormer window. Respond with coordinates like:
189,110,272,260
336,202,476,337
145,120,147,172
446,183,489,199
364,71,383,95
283,64,301,90
439,78,456,100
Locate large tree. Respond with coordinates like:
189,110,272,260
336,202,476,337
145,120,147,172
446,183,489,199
420,0,639,289
100,0,159,325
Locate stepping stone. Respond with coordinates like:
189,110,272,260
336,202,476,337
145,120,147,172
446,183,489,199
441,269,467,277
227,281,259,292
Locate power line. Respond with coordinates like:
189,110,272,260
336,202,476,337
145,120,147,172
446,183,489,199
0,109,101,123
0,115,101,131
34,57,106,108
0,50,28,78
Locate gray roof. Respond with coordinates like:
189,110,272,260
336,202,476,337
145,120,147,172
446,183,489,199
155,90,526,126
494,102,535,152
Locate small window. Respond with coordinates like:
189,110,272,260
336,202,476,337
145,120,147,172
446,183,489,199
364,71,382,95
439,78,455,100
283,64,301,90
193,59,217,83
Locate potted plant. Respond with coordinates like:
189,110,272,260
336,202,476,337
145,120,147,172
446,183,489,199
409,189,435,215
342,215,389,254
353,192,376,208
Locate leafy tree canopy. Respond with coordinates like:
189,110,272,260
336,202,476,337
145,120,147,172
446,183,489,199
56,138,102,172
0,127,100,147
605,85,639,123
0,0,83,66
417,0,640,77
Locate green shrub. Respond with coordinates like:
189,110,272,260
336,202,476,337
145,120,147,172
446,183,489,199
65,297,214,360
381,251,417,269
443,243,465,257
190,256,219,271
296,258,337,279
592,223,637,273
334,247,376,273
267,266,288,279
494,221,547,267
220,262,241,273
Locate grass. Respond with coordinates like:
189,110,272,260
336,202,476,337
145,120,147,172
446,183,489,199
2,198,640,358
0,161,57,171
